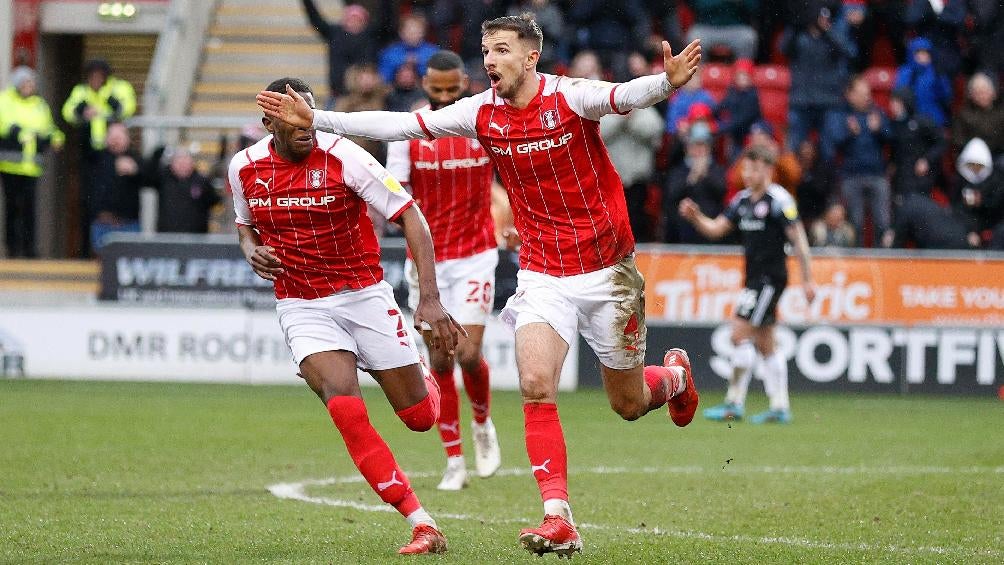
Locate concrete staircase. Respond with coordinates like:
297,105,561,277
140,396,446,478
183,0,340,160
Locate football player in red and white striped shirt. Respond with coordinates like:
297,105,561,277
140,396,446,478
233,78,465,556
386,50,506,491
258,17,703,557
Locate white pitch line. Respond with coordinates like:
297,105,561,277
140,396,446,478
266,465,1002,559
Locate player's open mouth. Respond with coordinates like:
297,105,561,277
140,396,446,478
487,71,501,88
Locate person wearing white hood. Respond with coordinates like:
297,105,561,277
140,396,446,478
954,137,1004,249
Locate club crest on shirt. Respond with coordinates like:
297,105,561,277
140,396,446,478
754,200,770,218
309,169,325,189
541,109,559,130
419,139,436,151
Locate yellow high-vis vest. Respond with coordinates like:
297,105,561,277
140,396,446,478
0,87,64,177
60,76,136,150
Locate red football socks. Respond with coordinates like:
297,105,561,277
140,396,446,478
461,358,491,424
644,365,673,412
395,374,441,431
523,402,568,502
431,368,462,457
326,396,420,517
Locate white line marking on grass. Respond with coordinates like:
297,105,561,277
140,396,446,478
267,465,1002,559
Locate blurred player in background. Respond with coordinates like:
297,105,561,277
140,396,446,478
231,78,464,555
258,15,702,557
679,144,815,424
386,50,508,491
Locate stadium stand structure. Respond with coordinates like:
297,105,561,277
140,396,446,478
181,0,331,162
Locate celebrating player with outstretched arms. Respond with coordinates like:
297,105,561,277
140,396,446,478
259,15,702,558
234,78,465,556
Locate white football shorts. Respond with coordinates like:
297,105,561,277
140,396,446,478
405,248,498,326
499,254,647,370
275,280,421,370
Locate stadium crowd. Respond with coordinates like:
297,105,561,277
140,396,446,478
1,0,1003,257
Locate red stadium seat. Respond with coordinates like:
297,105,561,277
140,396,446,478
752,65,790,136
863,66,896,112
701,63,732,102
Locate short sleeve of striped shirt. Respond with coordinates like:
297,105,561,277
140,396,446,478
334,138,414,221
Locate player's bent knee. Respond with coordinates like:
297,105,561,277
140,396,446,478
610,397,646,421
395,393,438,431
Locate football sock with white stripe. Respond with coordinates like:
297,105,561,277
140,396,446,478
524,403,569,508
432,368,463,457
326,396,421,518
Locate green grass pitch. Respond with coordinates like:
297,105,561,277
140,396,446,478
1,380,1001,564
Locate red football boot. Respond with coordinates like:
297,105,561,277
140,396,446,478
518,514,582,558
398,523,447,555
665,348,699,427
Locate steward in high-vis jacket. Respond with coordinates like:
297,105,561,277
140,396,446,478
0,66,64,257
61,59,135,152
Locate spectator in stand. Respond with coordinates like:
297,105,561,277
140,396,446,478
724,121,801,204
904,0,965,77
599,78,664,241
888,87,945,198
61,59,136,155
810,200,856,247
0,66,64,258
386,62,425,112
781,2,857,156
88,123,142,252
335,64,390,160
148,146,220,234
795,139,835,225
894,37,952,128
952,73,1004,158
506,0,565,73
666,71,715,137
713,58,762,159
685,0,759,61
953,137,1004,249
882,192,970,249
567,49,603,80
823,76,893,244
663,122,727,244
301,1,377,107
377,13,439,84
567,0,648,81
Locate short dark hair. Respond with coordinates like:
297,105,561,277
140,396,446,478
481,13,544,52
264,77,316,109
84,59,112,77
744,143,777,165
426,50,465,73
265,77,312,95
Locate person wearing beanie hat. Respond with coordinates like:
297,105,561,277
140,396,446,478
0,66,64,258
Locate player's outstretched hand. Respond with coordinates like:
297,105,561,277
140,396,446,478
414,298,468,353
256,85,313,128
678,197,700,222
247,245,284,281
664,38,701,89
